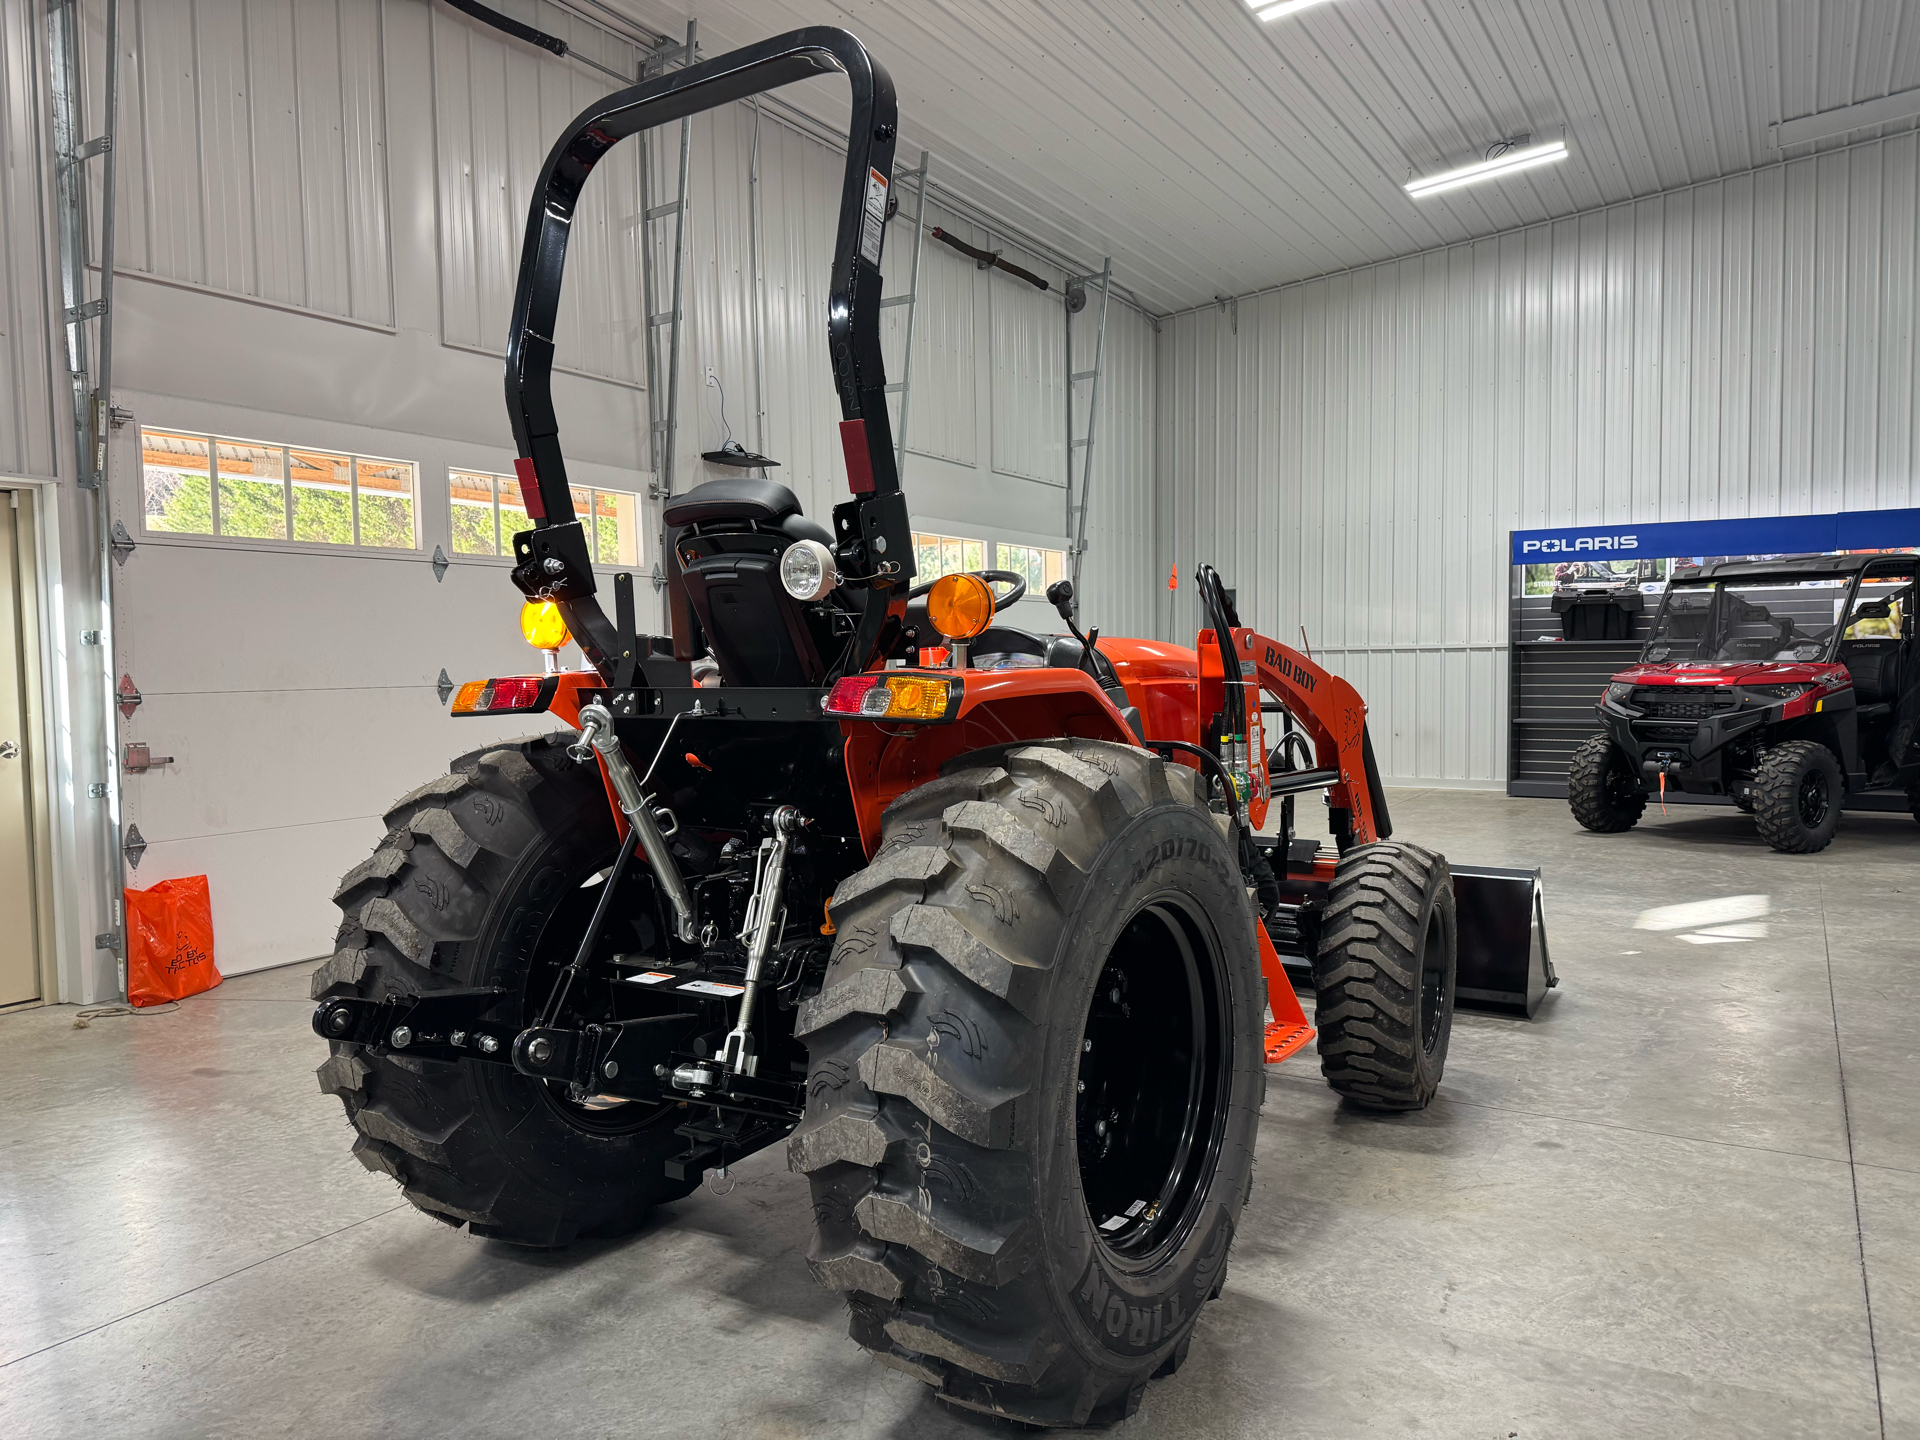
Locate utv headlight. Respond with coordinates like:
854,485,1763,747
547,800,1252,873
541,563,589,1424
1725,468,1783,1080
1747,683,1812,701
1606,681,1636,702
779,539,840,601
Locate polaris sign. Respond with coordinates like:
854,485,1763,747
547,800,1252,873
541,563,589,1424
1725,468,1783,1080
1520,534,1640,555
1510,507,1918,566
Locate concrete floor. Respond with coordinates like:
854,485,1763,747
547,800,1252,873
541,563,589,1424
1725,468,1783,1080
0,790,1914,1439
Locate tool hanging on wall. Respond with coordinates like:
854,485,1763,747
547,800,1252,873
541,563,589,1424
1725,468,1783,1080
928,227,1049,290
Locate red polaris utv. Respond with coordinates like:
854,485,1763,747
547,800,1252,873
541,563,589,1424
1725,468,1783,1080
308,28,1538,1426
1570,550,1917,852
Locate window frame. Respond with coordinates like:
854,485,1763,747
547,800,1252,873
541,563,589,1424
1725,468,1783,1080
137,426,423,557
447,467,645,570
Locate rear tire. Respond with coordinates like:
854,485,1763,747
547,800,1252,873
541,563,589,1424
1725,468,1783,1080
1568,734,1647,833
1753,741,1842,854
791,740,1263,1427
1311,842,1456,1111
311,734,696,1245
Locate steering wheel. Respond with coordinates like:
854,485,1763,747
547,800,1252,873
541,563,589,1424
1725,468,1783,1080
907,568,1027,612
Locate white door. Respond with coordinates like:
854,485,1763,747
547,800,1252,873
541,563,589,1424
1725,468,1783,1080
0,491,40,1007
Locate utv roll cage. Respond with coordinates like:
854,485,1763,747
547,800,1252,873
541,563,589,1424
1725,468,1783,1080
501,28,913,676
1646,551,1917,666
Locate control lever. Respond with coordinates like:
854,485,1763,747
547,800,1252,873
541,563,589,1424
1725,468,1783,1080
715,805,806,1078
571,703,699,944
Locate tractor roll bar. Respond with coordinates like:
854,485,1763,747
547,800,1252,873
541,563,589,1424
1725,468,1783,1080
504,27,905,671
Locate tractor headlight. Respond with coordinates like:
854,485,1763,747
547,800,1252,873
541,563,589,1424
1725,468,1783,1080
780,539,840,601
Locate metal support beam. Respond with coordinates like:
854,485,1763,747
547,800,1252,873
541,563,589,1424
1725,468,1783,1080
891,151,930,477
1064,258,1112,615
639,21,696,505
48,0,126,973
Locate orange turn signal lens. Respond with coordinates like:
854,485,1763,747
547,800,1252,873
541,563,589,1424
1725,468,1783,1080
926,573,994,641
520,599,570,651
450,680,488,714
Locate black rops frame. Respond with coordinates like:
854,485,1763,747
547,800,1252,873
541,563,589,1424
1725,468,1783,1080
502,27,911,674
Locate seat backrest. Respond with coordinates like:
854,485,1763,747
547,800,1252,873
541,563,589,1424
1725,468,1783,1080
1839,638,1906,704
666,478,838,687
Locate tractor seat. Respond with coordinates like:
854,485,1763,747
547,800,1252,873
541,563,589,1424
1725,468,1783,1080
664,477,800,528
1839,638,1911,705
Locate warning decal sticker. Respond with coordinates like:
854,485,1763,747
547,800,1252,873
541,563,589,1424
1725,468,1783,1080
678,979,746,997
859,167,888,267
625,971,676,985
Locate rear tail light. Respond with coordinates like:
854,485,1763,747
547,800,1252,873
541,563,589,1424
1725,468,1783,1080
823,673,960,722
450,674,557,715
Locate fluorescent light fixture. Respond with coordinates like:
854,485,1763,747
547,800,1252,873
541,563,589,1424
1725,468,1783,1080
1253,0,1336,21
1404,139,1568,198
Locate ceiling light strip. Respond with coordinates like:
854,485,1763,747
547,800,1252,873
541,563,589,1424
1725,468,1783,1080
1253,0,1337,20
1404,139,1569,197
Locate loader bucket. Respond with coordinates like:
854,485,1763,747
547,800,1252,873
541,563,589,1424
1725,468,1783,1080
1450,864,1557,1018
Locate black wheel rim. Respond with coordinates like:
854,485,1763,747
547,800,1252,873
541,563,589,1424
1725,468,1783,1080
519,849,682,1136
1075,901,1232,1269
1798,767,1831,828
1606,752,1641,810
1419,908,1447,1054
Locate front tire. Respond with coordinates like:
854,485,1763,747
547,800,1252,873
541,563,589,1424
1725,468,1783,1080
1311,842,1456,1110
1753,741,1842,854
1568,734,1648,833
791,740,1264,1427
311,735,696,1245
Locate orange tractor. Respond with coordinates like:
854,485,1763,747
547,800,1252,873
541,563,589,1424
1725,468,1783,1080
311,28,1535,1426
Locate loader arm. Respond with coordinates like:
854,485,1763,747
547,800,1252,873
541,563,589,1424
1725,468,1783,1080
1211,628,1394,849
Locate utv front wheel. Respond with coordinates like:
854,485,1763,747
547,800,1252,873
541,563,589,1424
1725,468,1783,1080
1568,734,1647,833
791,740,1263,1427
1753,741,1842,854
311,734,697,1244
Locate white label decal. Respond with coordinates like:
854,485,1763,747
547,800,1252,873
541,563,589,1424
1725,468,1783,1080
625,971,676,985
859,167,888,267
678,980,746,997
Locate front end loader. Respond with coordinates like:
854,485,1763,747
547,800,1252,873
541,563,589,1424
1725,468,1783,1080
310,28,1548,1426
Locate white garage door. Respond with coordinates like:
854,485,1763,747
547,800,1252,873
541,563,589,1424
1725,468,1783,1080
108,415,633,978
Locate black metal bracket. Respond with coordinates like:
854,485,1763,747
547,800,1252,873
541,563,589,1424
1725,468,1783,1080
510,522,597,603
311,988,513,1061
513,1014,699,1096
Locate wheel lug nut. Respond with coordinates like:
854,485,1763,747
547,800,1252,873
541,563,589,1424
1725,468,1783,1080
1083,1039,1093,1053
1077,1079,1086,1093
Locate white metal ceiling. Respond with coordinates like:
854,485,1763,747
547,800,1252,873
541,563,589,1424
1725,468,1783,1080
599,0,1918,312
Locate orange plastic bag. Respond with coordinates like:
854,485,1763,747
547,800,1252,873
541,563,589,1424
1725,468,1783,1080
125,875,222,1007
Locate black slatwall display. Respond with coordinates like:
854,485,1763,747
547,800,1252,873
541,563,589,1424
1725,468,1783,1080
1507,591,1642,797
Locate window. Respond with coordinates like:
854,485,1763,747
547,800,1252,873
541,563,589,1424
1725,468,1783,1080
140,428,417,550
996,543,1066,594
450,470,642,567
912,531,985,581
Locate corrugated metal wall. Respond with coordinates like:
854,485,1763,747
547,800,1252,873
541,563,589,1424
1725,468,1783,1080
1,0,58,480
86,0,394,327
432,3,647,384
1158,133,1920,786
